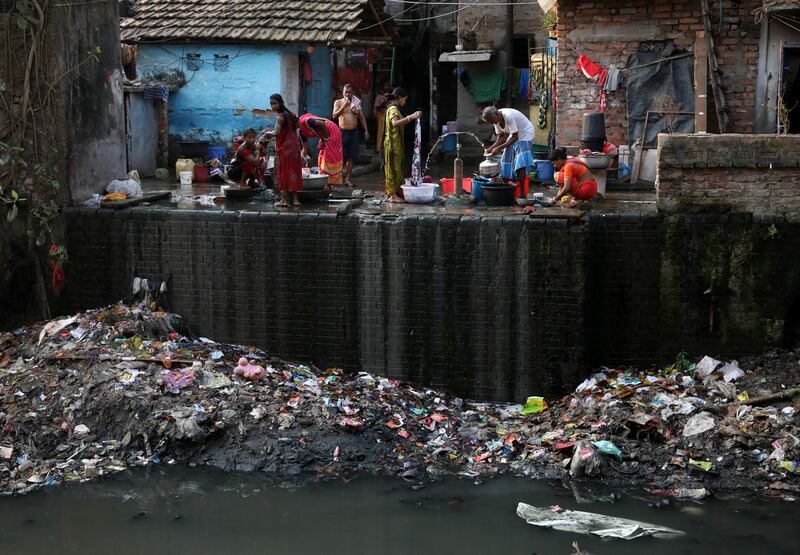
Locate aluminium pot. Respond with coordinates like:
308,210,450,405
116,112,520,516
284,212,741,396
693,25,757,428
478,155,501,178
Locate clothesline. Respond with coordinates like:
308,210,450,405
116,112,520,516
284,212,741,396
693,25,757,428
622,52,693,72
562,38,693,72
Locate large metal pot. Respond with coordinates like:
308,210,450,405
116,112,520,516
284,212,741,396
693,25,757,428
478,155,500,178
302,173,329,191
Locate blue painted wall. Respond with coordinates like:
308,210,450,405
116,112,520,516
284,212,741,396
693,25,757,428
137,44,332,145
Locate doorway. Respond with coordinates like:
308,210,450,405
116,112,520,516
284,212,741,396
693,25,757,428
780,45,800,133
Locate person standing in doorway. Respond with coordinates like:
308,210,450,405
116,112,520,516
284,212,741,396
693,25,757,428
482,106,535,185
383,87,422,203
332,84,369,187
373,82,391,154
262,94,303,206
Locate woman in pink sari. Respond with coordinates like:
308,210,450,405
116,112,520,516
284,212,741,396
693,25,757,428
299,114,343,188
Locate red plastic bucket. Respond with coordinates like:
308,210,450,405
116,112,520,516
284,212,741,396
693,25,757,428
439,177,473,195
194,165,209,183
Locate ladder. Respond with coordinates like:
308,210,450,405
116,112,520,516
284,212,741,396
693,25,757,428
700,0,729,132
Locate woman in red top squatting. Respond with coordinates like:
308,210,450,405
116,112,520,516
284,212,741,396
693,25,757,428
229,128,267,188
550,147,598,206
262,93,303,206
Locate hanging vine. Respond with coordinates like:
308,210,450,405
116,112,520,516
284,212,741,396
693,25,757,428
0,0,102,318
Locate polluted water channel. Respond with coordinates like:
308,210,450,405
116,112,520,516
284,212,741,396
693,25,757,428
1,469,799,555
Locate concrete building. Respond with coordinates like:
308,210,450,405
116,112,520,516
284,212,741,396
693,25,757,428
445,1,548,139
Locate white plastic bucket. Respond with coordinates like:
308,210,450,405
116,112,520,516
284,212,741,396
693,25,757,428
179,171,193,185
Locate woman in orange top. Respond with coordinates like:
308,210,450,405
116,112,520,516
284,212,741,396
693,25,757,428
549,148,598,204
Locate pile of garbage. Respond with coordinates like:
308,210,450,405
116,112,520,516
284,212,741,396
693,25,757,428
0,304,798,497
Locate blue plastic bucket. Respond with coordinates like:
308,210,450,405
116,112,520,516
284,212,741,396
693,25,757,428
535,160,554,181
208,146,227,162
472,177,488,201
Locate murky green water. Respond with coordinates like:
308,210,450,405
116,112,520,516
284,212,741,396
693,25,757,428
0,468,797,554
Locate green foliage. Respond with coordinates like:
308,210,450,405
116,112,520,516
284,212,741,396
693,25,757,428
540,9,557,32
34,162,60,191
15,0,40,31
30,206,57,246
768,224,779,239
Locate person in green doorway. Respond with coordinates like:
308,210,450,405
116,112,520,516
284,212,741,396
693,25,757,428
383,87,422,203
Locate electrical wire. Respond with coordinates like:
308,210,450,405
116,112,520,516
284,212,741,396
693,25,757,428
389,0,544,5
395,0,483,22
355,0,425,31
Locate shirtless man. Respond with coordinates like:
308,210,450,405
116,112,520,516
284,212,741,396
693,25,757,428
332,84,369,187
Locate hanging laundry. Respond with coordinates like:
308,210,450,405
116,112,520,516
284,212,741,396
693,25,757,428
604,65,621,92
512,69,521,98
465,70,506,103
577,54,609,112
519,68,530,99
578,55,607,85
143,85,169,102
410,118,422,185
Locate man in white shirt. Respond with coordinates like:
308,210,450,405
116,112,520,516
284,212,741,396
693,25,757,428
482,106,536,184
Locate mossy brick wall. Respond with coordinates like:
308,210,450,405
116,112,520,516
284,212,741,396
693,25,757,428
57,209,587,402
57,207,800,400
587,212,800,366
555,0,761,145
657,134,800,219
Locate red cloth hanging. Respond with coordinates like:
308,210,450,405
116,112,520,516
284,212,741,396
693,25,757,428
578,54,609,112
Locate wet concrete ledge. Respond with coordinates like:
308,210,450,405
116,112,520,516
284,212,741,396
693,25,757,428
57,206,800,401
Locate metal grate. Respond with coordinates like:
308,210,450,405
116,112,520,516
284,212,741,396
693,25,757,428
185,53,202,72
0,0,15,13
213,54,229,72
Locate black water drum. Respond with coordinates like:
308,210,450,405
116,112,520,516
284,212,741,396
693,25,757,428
581,112,606,140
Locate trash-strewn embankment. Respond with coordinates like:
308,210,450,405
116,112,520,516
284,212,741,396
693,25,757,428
0,304,798,498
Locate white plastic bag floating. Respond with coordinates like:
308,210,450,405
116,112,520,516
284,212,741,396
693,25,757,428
106,170,143,197
516,503,684,540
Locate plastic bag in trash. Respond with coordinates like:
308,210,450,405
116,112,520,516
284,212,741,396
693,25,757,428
682,412,716,437
106,170,143,198
516,502,684,540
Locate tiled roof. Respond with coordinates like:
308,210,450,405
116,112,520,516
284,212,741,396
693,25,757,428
120,0,380,43
762,0,800,12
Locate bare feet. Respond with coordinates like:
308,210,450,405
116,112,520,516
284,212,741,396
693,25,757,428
276,199,288,207
390,194,405,203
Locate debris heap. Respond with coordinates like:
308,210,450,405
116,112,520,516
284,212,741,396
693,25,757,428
0,305,797,497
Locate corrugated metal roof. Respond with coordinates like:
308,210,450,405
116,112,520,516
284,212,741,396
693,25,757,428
120,0,374,43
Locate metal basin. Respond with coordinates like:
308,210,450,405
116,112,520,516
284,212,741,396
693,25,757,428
302,173,329,191
577,154,614,169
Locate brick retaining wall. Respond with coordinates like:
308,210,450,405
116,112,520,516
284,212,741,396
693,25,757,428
657,134,800,219
55,206,800,401
58,209,587,401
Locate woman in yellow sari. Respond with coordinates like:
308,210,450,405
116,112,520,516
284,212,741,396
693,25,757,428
383,87,422,202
